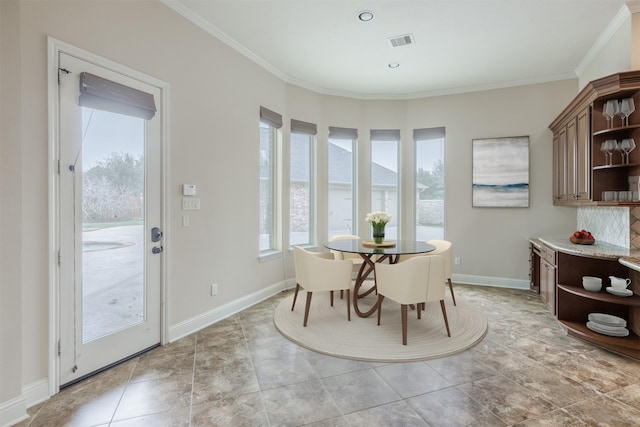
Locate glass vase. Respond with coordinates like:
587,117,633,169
372,223,386,244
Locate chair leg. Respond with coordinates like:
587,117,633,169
448,278,456,306
401,304,408,345
330,290,334,307
303,292,313,327
440,299,451,337
345,289,351,321
417,303,422,320
376,295,385,325
291,283,300,311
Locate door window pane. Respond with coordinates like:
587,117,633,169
415,128,445,241
81,108,145,342
290,132,315,246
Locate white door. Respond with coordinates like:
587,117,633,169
57,52,163,386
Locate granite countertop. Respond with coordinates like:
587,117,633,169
535,237,640,272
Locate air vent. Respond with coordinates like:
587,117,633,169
388,34,415,48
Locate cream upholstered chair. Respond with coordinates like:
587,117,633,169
375,255,451,345
330,234,365,276
400,239,456,306
292,246,353,327
427,240,456,306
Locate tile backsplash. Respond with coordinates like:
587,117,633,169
577,206,629,248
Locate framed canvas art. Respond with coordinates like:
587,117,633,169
472,136,529,207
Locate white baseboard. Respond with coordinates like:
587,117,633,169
452,273,530,290
0,395,26,427
168,280,288,342
0,378,49,427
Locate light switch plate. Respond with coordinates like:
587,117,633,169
182,198,200,210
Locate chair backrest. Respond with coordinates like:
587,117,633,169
424,255,446,302
293,246,353,292
375,256,430,304
330,234,361,261
426,239,452,279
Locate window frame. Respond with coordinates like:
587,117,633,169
259,120,281,257
328,128,358,240
289,128,317,248
414,127,446,241
370,129,400,240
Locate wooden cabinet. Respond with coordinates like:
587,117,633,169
540,245,556,314
529,241,541,294
553,250,640,360
552,128,567,202
576,107,591,200
550,71,640,206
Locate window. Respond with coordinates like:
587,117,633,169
259,107,282,253
414,127,445,240
371,130,400,240
328,127,358,239
290,119,317,247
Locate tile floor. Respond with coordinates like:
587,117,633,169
15,285,640,426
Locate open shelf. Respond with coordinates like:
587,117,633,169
560,320,640,359
593,124,640,137
593,162,640,171
558,284,640,306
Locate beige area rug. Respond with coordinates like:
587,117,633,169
274,289,488,362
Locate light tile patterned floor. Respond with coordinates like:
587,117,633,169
15,285,640,426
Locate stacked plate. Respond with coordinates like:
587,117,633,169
606,287,633,297
586,313,629,337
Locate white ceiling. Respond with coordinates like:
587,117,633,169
163,0,630,99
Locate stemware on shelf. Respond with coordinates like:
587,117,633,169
620,138,636,164
614,139,624,163
601,139,617,165
604,100,618,129
620,98,635,126
617,100,627,127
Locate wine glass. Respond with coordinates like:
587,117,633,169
620,138,636,164
621,98,635,126
612,139,621,164
617,100,626,127
602,139,616,165
603,100,617,128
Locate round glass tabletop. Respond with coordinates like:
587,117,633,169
324,239,435,255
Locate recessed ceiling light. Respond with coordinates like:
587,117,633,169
358,10,374,22
388,63,400,69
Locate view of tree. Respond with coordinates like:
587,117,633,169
83,152,144,222
417,159,444,200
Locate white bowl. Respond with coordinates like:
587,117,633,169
582,276,602,292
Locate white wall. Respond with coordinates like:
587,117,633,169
578,12,631,89
0,0,24,419
2,0,628,424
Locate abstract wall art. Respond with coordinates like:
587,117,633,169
472,136,529,207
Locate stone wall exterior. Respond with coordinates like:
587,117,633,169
417,200,444,226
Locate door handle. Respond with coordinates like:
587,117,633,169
151,227,163,242
152,246,163,254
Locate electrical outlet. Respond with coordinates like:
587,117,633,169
454,257,461,266
211,283,218,296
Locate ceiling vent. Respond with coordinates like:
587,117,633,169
388,34,415,48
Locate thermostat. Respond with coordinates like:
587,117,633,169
183,184,196,196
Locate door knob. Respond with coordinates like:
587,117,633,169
151,227,163,242
152,246,163,254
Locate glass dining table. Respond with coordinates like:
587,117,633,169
324,239,435,318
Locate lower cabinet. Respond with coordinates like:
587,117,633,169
554,250,640,360
539,245,556,315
